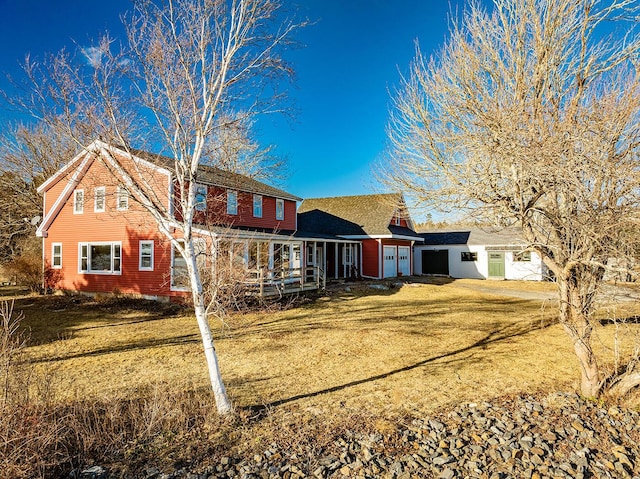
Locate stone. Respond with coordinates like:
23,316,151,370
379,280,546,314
79,466,107,479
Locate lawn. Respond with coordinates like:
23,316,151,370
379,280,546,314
5,278,640,476
10,278,640,417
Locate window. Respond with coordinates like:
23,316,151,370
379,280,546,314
171,239,206,290
344,245,353,264
253,195,263,218
52,243,62,269
117,186,129,210
94,187,106,212
79,242,121,274
461,251,478,262
139,240,154,271
74,189,84,214
227,190,238,215
195,184,207,211
171,241,188,289
514,251,531,262
394,212,401,226
276,199,284,220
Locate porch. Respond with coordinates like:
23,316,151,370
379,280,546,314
245,265,326,298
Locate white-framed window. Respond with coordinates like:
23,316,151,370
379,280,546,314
195,184,207,211
94,186,106,212
117,186,129,211
276,198,284,220
514,251,531,262
139,240,154,271
394,212,401,226
79,242,122,274
253,194,263,218
74,189,84,214
51,243,62,269
227,190,238,215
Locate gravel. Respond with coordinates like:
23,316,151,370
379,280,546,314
75,392,640,479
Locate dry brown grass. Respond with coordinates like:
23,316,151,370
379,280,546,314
4,279,640,477
12,279,639,415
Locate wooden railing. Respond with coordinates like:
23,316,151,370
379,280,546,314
245,266,325,297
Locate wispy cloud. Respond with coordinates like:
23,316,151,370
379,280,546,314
81,46,103,68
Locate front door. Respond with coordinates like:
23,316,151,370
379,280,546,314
383,245,397,278
398,246,410,276
488,251,505,279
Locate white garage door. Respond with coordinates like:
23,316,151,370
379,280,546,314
398,246,410,276
383,246,397,278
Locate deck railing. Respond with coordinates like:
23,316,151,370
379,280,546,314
245,266,326,297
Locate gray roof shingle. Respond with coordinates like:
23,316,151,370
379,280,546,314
297,193,421,239
419,227,526,246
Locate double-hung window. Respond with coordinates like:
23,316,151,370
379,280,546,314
139,240,154,271
275,199,284,220
227,190,238,215
117,186,129,210
94,187,106,212
79,242,122,274
74,189,84,214
195,184,207,211
52,243,62,269
253,195,263,218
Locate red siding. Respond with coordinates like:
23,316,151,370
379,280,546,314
361,239,380,278
42,156,176,297
187,185,297,231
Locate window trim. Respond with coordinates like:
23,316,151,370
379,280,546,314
227,190,238,216
116,186,129,211
51,243,62,269
139,240,154,271
253,194,263,218
94,186,106,213
78,242,122,275
73,189,84,214
275,198,284,221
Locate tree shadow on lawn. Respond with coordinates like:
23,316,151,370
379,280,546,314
245,318,554,417
231,295,550,340
13,294,184,346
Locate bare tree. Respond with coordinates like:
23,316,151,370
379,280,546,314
9,0,301,414
384,0,640,398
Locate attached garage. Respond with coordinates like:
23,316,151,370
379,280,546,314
421,249,449,275
398,246,411,276
383,246,397,278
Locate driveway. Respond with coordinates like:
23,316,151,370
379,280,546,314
454,282,558,301
454,280,640,304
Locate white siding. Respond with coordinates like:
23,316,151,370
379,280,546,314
415,244,546,281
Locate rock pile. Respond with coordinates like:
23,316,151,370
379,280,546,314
78,393,640,479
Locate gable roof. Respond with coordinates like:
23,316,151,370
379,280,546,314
129,147,301,202
297,193,421,239
419,227,527,246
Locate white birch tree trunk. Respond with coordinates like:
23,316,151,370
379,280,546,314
185,239,233,415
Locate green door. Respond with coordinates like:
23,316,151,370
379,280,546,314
488,251,505,279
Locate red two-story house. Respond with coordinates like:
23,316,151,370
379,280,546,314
36,141,303,300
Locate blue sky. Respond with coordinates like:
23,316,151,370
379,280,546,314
0,0,490,207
